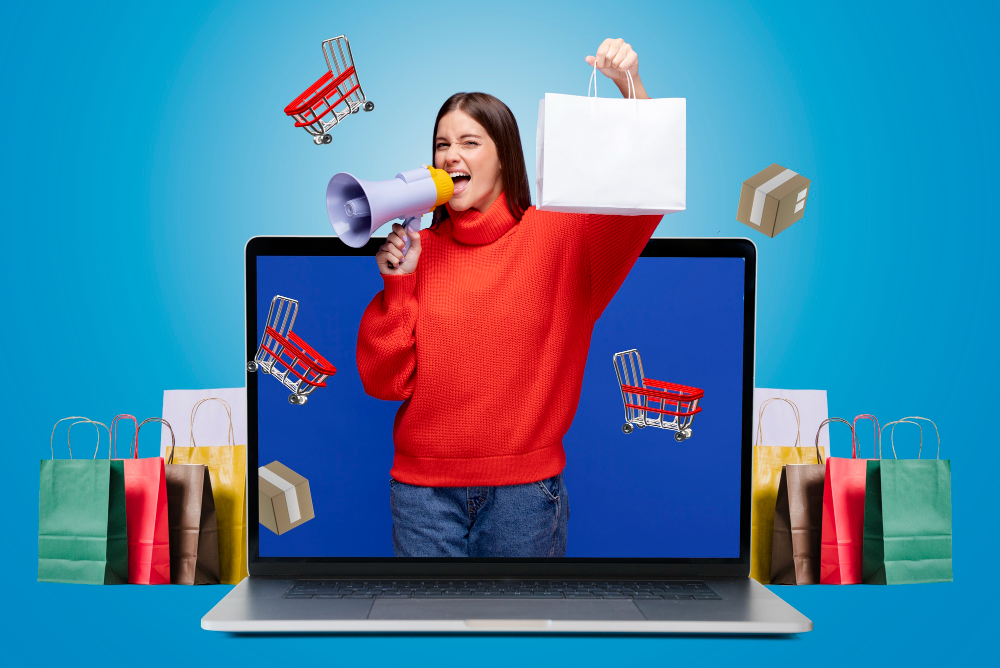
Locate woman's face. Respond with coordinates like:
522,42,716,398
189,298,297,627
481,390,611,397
434,110,503,214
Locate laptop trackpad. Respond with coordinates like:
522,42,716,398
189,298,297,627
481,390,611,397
368,599,644,621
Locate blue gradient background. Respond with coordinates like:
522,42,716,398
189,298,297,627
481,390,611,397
3,0,996,665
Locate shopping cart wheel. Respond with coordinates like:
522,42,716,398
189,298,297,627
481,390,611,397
247,361,258,372
363,101,375,112
622,423,634,434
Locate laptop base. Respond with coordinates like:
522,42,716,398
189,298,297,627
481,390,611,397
202,576,811,634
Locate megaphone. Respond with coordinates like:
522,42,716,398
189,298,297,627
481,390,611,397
326,166,454,261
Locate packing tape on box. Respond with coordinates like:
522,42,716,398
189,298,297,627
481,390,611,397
259,465,301,523
750,169,798,226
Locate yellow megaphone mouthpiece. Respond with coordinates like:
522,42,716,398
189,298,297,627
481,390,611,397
424,165,455,211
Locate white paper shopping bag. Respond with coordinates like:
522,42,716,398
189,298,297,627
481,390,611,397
536,69,685,215
752,389,830,452
160,388,247,458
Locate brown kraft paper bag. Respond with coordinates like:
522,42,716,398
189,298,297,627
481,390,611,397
139,417,221,585
771,417,853,585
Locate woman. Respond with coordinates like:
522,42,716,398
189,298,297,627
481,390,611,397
356,38,663,558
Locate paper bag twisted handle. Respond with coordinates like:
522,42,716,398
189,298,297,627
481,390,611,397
190,398,235,448
885,416,939,459
110,414,139,459
138,417,175,464
755,397,801,449
588,62,637,100
50,417,111,459
50,416,91,459
852,414,880,459
814,417,854,465
879,420,921,459
897,416,939,459
70,419,112,460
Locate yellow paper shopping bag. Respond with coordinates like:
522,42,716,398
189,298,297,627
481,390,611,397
167,398,247,584
751,397,825,583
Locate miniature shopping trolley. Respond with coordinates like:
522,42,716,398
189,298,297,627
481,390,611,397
284,35,374,145
613,349,704,441
248,296,337,405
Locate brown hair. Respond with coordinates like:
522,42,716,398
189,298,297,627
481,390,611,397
431,92,531,226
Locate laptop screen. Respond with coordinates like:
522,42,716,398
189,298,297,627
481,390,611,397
252,239,748,560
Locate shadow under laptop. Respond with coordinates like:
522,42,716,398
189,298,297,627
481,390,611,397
228,632,804,640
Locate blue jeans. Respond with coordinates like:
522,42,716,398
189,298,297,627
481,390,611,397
389,474,569,557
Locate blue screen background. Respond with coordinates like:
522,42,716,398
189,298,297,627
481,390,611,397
257,254,744,558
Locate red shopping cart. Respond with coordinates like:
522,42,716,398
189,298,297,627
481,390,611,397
613,349,704,441
284,35,374,145
248,296,337,405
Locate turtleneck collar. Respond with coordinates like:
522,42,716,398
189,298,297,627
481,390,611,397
445,192,518,246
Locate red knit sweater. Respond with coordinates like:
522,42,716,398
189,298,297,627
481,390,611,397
356,193,662,486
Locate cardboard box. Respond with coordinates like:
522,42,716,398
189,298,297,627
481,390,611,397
259,461,315,535
736,164,811,237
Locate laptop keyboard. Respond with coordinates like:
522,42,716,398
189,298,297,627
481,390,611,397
284,580,720,600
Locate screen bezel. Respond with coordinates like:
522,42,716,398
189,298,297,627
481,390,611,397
245,235,756,578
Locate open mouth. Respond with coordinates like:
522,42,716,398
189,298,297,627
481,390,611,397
449,171,471,196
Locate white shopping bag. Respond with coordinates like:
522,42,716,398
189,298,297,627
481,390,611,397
752,389,830,453
159,387,247,457
536,69,685,215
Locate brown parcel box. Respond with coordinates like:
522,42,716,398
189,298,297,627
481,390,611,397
737,164,811,237
259,461,315,535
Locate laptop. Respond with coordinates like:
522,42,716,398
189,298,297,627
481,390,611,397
201,234,812,633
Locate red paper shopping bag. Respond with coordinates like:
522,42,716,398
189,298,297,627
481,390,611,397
111,415,171,585
819,414,879,584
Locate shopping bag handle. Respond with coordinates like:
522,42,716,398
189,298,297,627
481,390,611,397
110,414,139,459
588,62,599,98
190,397,235,447
878,419,921,459
50,417,111,459
755,397,801,448
137,417,175,464
587,62,637,100
897,416,939,459
851,414,880,459
815,418,853,464
883,416,939,459
70,419,112,459
50,416,105,459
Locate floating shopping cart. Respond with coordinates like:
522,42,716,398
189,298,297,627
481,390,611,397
613,349,704,441
284,35,374,145
248,296,337,405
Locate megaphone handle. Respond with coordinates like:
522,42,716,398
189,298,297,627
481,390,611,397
400,216,420,258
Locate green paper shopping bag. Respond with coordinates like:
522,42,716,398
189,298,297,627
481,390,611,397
38,417,129,584
863,417,952,584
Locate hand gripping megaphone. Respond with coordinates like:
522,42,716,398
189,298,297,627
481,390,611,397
326,166,454,261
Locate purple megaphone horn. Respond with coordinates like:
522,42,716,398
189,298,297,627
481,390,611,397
325,166,454,258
